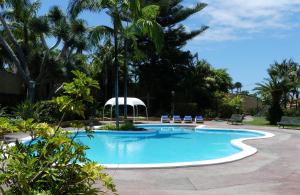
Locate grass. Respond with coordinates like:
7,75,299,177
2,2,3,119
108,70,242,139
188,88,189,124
243,117,300,130
243,117,272,126
98,122,144,131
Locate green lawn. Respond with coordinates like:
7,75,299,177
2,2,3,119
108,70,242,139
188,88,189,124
243,117,272,126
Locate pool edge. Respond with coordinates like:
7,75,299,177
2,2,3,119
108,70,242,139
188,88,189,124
17,126,275,169
99,128,274,169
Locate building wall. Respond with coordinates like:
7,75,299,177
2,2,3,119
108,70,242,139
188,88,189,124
0,71,24,106
0,71,23,95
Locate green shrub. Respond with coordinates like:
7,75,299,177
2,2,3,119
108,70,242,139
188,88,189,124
0,119,116,194
35,101,61,123
13,101,37,120
0,71,117,194
284,108,300,117
100,122,139,131
13,101,61,123
217,93,244,118
0,117,19,138
0,104,8,117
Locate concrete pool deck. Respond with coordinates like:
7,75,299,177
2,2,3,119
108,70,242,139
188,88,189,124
100,121,300,195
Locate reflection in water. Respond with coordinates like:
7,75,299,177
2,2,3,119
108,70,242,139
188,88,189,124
74,126,262,164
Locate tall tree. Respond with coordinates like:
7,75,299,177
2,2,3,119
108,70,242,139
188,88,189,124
137,0,208,114
255,59,300,124
180,60,232,112
234,82,242,94
0,1,89,101
69,0,163,127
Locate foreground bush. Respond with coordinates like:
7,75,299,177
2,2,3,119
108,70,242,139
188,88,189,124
0,71,117,194
0,117,19,139
0,120,116,194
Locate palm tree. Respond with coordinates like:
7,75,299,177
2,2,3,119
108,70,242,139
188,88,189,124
121,5,163,119
255,75,286,124
69,0,163,128
268,59,300,108
255,59,300,124
234,82,242,94
0,2,89,101
90,41,115,101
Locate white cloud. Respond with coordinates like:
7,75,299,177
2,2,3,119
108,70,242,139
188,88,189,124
189,0,300,41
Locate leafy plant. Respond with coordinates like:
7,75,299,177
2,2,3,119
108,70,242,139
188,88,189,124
0,104,8,117
53,70,99,119
255,59,300,124
215,93,244,118
223,95,244,111
13,101,37,120
13,101,60,123
100,122,141,131
34,101,61,123
0,71,117,194
0,117,19,138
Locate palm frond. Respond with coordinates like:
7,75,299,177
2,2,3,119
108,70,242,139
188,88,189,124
68,0,104,18
89,25,113,46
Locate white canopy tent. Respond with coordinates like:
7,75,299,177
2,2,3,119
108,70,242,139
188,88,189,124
103,97,148,121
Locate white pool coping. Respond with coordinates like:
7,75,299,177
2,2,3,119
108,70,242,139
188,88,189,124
97,124,274,169
16,124,274,169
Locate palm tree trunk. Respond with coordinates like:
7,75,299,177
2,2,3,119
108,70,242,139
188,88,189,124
124,39,128,119
27,80,37,102
113,19,120,129
104,63,108,101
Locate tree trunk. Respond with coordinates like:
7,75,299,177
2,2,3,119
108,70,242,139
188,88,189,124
27,80,37,102
113,19,120,129
124,39,128,119
104,63,108,101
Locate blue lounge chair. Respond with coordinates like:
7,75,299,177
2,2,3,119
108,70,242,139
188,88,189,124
161,115,170,123
195,115,204,123
183,115,193,123
173,115,182,123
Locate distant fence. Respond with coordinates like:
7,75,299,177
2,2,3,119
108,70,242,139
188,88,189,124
0,71,23,95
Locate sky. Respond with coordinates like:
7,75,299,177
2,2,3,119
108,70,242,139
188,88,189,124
39,0,300,92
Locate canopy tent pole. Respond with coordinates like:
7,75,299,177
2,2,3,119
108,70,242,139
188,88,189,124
104,98,148,122
110,106,113,121
133,105,135,122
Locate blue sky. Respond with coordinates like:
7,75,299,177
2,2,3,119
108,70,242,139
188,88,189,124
39,0,300,92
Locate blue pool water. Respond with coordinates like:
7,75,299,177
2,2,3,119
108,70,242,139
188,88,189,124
73,125,264,165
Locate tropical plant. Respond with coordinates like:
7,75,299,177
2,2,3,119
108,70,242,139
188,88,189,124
100,122,138,131
69,0,163,128
211,92,243,118
222,94,244,113
53,70,99,122
13,101,39,120
0,117,18,138
0,104,7,117
255,59,300,124
0,71,117,194
234,82,242,94
256,76,285,124
136,0,208,114
0,2,90,101
178,60,233,113
12,101,59,123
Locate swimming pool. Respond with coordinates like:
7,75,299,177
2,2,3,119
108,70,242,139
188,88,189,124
72,124,273,168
